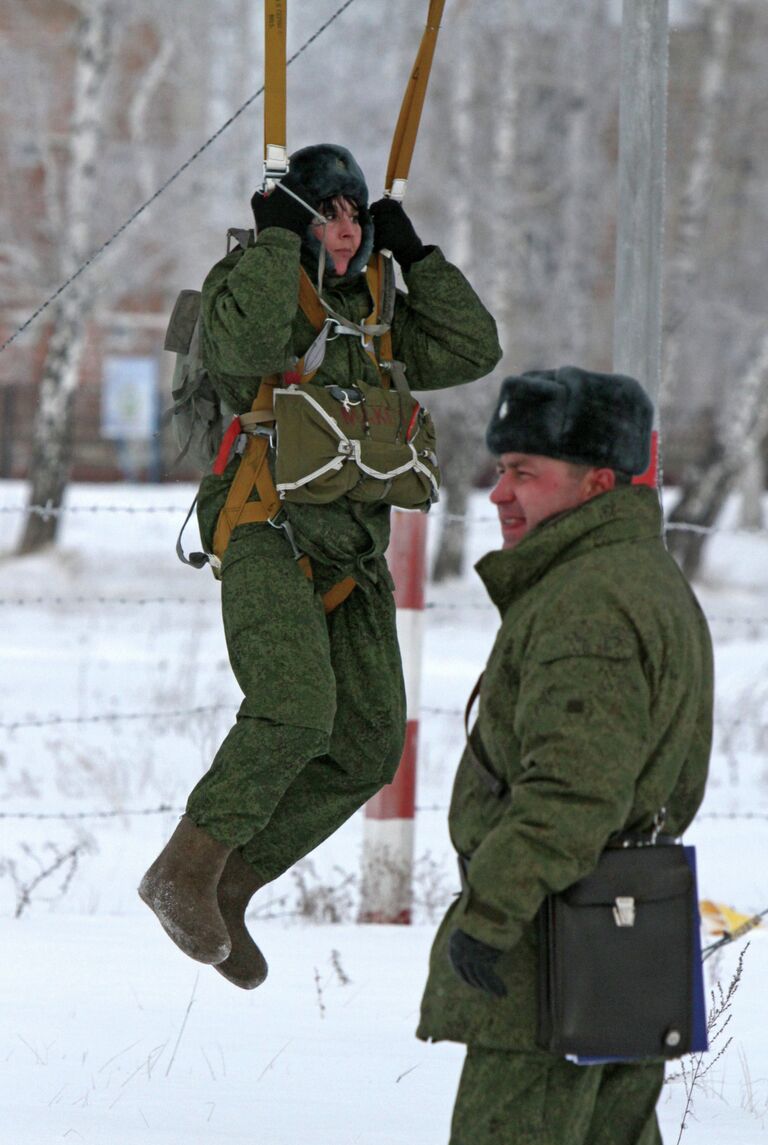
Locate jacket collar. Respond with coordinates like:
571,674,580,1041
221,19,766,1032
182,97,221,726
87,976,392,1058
475,486,663,616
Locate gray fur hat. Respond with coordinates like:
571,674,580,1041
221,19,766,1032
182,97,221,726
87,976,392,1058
290,143,373,280
486,366,653,475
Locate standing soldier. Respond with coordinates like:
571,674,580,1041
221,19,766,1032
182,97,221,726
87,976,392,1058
139,143,502,987
418,367,713,1144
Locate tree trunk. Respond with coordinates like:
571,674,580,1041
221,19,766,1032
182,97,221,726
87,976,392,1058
17,287,91,553
17,1,113,554
738,441,765,531
662,0,732,416
429,1,479,584
431,479,469,583
667,327,768,579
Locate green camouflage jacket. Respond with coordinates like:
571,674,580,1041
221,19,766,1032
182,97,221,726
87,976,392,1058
417,485,714,1050
195,229,502,583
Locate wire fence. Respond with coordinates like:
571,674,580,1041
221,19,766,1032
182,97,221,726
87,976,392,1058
1,594,767,639
1,701,764,737
1,500,768,538
1,802,766,824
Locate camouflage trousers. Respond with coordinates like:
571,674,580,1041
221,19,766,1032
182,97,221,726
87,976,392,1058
186,524,406,883
449,1047,664,1145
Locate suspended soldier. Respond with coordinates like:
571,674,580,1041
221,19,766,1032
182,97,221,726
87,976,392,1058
138,142,502,986
417,368,713,1145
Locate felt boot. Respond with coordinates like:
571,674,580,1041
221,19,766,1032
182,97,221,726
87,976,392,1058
213,849,269,989
138,816,233,964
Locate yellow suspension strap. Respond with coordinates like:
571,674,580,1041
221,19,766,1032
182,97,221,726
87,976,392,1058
384,0,446,202
264,0,288,188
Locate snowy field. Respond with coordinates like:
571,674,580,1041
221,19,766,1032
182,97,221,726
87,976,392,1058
1,479,767,1144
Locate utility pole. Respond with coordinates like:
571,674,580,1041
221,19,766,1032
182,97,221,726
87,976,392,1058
613,0,669,487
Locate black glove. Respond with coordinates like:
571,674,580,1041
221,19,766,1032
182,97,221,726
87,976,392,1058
448,929,508,997
251,175,319,237
369,198,427,269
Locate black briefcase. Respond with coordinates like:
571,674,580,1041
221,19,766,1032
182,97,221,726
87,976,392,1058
537,842,699,1060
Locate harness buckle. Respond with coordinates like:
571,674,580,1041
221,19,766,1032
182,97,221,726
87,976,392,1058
252,425,276,448
263,145,289,191
267,510,304,562
651,807,667,845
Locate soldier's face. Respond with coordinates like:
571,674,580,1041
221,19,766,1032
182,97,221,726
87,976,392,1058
311,196,362,275
490,452,605,549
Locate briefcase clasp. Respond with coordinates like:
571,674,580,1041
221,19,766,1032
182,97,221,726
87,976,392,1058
613,896,636,927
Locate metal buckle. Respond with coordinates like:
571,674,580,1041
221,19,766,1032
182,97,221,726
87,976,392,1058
267,512,303,562
612,896,636,927
251,425,275,447
263,145,289,191
651,807,667,844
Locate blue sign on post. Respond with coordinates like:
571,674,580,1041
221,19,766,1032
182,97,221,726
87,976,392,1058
101,356,158,441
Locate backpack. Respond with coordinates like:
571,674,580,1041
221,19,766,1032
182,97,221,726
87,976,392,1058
163,230,252,472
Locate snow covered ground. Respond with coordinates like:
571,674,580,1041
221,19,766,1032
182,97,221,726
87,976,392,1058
1,480,766,1144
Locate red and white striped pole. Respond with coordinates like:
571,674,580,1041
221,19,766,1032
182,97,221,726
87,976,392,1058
359,509,427,924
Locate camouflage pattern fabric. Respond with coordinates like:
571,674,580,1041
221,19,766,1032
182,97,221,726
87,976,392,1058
418,486,714,1051
186,225,500,871
449,1048,663,1145
185,520,406,875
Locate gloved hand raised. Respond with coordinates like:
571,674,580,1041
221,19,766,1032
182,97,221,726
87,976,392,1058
251,175,320,237
369,198,427,270
448,928,508,997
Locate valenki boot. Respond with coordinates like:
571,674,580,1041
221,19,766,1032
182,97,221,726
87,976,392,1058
138,816,233,964
213,849,269,989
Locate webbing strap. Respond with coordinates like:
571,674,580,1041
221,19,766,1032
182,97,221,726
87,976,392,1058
321,576,357,613
264,0,288,185
211,379,356,614
384,0,446,200
296,260,393,388
298,267,327,328
212,379,280,556
464,674,510,800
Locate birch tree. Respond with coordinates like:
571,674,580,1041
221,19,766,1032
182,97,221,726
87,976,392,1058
662,0,733,417
430,0,497,582
18,1,115,555
667,328,768,578
665,0,768,575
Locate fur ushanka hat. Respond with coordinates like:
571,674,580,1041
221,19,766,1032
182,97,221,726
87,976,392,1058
486,366,653,476
289,143,374,280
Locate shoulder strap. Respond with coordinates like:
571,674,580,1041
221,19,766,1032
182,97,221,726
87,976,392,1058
295,260,395,388
464,673,510,800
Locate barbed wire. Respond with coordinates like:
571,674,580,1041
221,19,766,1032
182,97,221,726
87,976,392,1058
1,702,765,736
0,705,228,734
2,501,767,540
697,811,768,821
0,596,213,608
0,0,359,356
1,802,766,823
0,803,182,821
0,503,187,518
2,594,768,631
